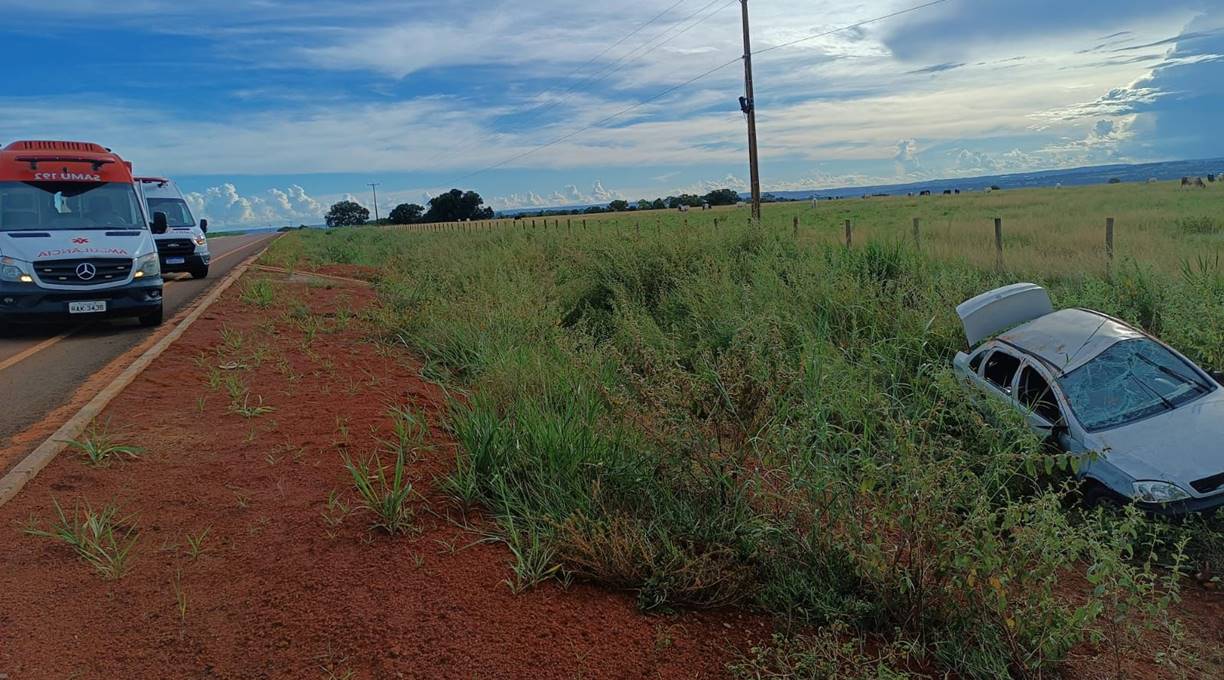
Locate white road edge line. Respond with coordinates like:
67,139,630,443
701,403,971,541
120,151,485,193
0,234,281,507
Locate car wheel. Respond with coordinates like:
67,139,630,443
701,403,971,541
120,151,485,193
1082,483,1127,512
138,307,164,328
190,266,209,279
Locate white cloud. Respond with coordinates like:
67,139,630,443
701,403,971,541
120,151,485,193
492,180,624,210
184,183,326,227
893,139,922,176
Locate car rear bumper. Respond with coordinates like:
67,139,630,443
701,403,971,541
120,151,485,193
0,279,163,322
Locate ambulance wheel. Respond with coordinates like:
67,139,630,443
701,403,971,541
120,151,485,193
139,307,164,327
190,265,210,280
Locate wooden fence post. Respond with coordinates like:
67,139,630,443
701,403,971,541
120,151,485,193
994,218,1004,271
912,217,921,247
844,219,852,248
1106,217,1115,261
793,215,799,238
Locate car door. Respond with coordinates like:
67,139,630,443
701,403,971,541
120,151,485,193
977,347,1024,407
1014,361,1077,450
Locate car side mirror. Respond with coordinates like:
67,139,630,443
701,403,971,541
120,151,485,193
199,218,208,233
1210,370,1224,384
151,212,169,234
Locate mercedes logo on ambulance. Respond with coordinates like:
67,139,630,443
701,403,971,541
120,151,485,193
75,262,97,281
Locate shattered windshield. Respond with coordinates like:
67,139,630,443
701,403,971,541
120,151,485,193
1059,338,1214,432
0,181,145,231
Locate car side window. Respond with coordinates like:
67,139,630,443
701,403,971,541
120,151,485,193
1017,366,1062,424
983,350,1022,394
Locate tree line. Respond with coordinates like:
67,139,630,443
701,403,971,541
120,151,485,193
325,189,495,227
324,187,747,227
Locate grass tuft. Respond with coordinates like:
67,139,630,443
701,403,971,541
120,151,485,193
64,420,144,467
24,498,139,580
342,408,423,535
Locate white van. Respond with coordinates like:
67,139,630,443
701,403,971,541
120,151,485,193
0,141,164,326
136,177,210,279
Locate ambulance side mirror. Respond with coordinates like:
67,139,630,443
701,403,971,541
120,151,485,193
151,212,169,235
199,218,208,233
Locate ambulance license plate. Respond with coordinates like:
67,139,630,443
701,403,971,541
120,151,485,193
166,257,186,265
69,301,107,314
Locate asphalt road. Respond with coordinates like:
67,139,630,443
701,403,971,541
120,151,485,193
0,233,276,450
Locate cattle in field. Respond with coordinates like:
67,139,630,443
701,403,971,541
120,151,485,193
954,189,960,195
1147,178,1158,184
919,190,931,196
943,189,952,195
1182,177,1192,187
1196,177,1207,188
1208,174,1216,183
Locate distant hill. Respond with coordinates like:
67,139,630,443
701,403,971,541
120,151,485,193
495,158,1224,217
752,157,1224,201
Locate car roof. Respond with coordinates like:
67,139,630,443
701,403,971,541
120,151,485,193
995,308,1145,375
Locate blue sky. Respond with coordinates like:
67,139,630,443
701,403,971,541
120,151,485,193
0,0,1219,226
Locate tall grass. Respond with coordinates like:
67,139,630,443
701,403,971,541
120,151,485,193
266,191,1222,677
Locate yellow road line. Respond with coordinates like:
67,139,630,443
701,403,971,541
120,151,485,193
0,328,79,374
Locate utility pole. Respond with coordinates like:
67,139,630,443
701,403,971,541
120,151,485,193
739,0,762,223
368,183,381,222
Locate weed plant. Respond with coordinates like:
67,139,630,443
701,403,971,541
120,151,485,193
64,420,144,467
25,499,139,580
342,408,422,535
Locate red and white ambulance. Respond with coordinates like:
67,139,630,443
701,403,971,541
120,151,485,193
0,141,165,326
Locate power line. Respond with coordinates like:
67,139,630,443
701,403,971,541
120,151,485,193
420,0,695,170
551,0,736,105
503,0,736,133
448,56,743,184
754,0,949,57
562,0,691,81
447,0,948,185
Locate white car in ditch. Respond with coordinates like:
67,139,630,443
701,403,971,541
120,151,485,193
953,283,1224,515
